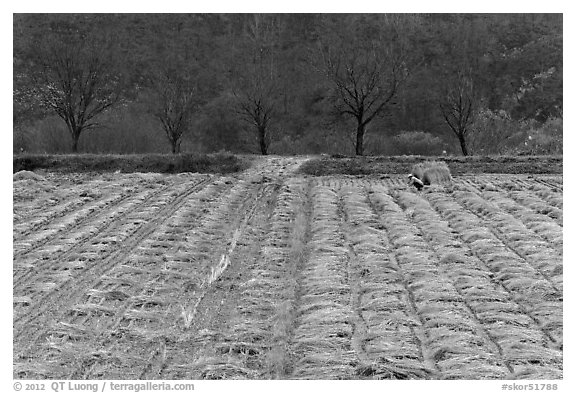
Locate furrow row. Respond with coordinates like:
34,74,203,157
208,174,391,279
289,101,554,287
423,192,563,349
532,178,563,192
505,190,563,227
480,190,563,254
13,180,168,258
452,189,562,292
13,176,214,349
526,181,563,209
112,178,262,380
185,182,286,380
13,174,148,234
394,190,562,379
13,175,209,292
340,184,436,379
475,178,563,225
337,186,371,369
12,167,562,380
13,175,239,379
290,184,356,379
368,186,510,379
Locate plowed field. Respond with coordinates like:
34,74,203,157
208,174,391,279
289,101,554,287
13,157,563,380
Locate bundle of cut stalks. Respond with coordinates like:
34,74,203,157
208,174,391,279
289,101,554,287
410,161,452,186
13,170,47,182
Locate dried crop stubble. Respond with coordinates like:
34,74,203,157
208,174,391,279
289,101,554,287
451,189,562,292
16,185,218,375
482,177,563,225
13,159,563,380
422,191,562,376
479,190,563,253
181,158,311,377
13,172,169,235
12,172,56,206
14,190,97,237
13,173,151,236
264,177,311,378
13,175,218,379
367,186,513,379
394,190,561,379
55,177,249,380
529,176,563,192
507,190,563,226
339,182,435,379
146,161,300,380
184,180,286,380
488,176,563,210
528,184,563,210
289,183,357,379
13,175,210,298
337,184,371,370
13,177,170,258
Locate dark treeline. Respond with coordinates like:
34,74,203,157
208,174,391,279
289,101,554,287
13,13,562,156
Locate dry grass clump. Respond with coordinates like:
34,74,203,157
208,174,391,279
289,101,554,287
411,161,452,186
13,170,48,182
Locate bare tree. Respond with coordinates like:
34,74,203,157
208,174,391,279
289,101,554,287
233,14,280,155
148,66,199,154
235,76,277,155
319,17,408,156
32,33,120,153
438,68,478,156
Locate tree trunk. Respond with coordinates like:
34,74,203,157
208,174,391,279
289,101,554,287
71,130,80,153
355,122,366,156
458,132,469,156
171,139,181,154
259,126,268,155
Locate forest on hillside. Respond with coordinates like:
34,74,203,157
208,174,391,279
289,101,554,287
13,13,563,156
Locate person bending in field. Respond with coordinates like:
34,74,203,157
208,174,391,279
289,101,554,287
408,173,425,191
